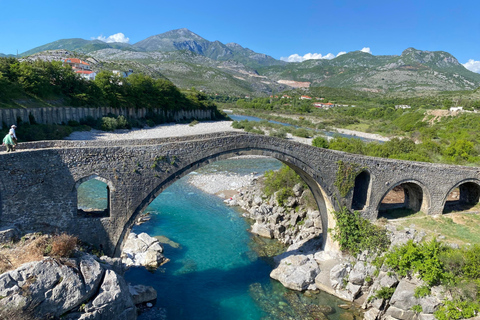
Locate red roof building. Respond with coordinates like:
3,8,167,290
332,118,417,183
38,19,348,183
64,58,96,80
300,95,312,100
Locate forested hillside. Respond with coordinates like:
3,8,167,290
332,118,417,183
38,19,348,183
0,57,217,112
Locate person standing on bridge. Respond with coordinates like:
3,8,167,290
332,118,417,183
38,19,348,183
9,125,17,151
2,132,16,152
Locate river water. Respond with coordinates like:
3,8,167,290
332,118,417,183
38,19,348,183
229,114,382,142
80,157,357,320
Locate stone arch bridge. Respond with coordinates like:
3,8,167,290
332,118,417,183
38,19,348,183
1,132,479,256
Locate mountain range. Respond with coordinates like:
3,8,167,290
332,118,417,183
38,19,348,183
12,28,480,95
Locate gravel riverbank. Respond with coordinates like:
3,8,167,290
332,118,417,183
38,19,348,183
66,121,242,140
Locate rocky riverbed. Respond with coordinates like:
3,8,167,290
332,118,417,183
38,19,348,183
188,166,457,320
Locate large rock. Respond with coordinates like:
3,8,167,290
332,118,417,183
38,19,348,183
122,232,168,268
384,305,417,320
389,278,421,311
251,222,273,238
363,271,399,309
80,270,136,320
349,262,367,285
270,254,320,291
129,284,157,305
363,307,381,320
0,226,19,243
0,253,137,319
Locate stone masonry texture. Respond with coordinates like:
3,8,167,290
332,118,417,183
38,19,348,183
1,132,479,256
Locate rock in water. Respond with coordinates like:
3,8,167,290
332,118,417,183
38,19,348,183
122,232,169,268
270,254,320,291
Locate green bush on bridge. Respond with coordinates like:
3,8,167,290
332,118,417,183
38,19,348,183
332,206,389,255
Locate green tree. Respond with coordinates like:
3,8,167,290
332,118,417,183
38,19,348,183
312,136,329,148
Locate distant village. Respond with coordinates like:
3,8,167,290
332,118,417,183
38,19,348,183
21,50,133,82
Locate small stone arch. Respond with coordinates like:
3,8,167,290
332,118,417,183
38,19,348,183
75,174,115,218
377,180,430,218
442,179,480,213
113,148,336,256
351,170,371,211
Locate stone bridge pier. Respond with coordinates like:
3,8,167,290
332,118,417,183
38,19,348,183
1,132,479,256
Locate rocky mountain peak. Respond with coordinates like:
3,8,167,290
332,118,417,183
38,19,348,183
226,42,243,49
156,28,206,41
401,47,461,67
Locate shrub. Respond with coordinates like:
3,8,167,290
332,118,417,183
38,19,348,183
334,161,365,197
312,136,329,148
0,253,12,274
411,304,422,313
383,239,446,286
101,115,129,131
371,286,396,300
50,233,78,258
434,300,480,320
269,128,287,139
263,165,307,207
332,206,390,255
414,285,431,298
101,117,117,131
292,128,311,138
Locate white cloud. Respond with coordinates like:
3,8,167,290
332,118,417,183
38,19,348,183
360,47,372,54
463,59,480,73
281,48,371,62
95,33,130,43
280,51,341,62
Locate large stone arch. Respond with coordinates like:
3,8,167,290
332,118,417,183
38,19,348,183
113,147,336,256
376,179,431,218
442,179,480,213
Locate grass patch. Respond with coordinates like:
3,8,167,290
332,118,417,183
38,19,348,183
393,213,480,245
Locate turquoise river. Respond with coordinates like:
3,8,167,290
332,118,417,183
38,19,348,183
79,157,359,320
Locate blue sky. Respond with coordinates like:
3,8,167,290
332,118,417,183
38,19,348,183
1,0,479,72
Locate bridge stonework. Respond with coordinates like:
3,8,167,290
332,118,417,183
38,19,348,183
1,132,479,256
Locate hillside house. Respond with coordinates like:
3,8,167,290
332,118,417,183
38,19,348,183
450,106,463,112
113,69,134,78
300,95,312,100
314,102,334,109
395,105,411,109
64,58,96,80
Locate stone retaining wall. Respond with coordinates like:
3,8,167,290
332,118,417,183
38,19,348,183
0,107,214,128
